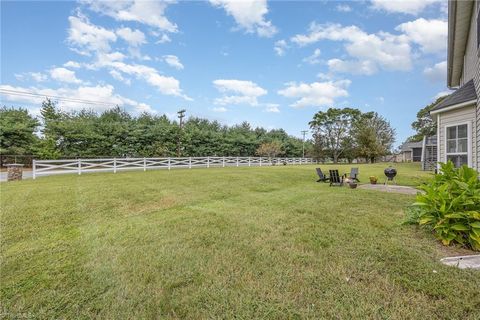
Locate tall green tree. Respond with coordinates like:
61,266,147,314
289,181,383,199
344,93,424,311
37,99,63,158
309,108,361,163
0,107,39,154
353,112,396,163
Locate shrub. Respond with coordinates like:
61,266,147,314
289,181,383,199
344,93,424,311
405,162,480,251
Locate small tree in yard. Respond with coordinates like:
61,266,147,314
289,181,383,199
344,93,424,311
256,141,283,157
309,108,361,163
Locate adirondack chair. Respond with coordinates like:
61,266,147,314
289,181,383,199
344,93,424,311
329,169,344,186
315,168,329,182
346,167,360,182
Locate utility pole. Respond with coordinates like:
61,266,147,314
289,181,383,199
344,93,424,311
177,109,186,157
301,130,308,158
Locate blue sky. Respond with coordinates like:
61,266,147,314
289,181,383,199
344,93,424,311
1,0,450,146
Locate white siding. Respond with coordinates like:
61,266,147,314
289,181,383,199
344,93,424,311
438,105,477,169
457,1,479,170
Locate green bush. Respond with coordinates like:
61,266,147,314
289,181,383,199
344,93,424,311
405,162,480,250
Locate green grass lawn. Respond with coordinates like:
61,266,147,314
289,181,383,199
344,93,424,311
1,163,479,319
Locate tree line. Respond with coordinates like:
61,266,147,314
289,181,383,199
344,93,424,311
0,99,309,159
1,99,398,163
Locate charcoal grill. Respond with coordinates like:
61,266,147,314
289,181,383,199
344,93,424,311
384,167,397,185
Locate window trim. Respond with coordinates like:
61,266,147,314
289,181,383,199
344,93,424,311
444,121,472,167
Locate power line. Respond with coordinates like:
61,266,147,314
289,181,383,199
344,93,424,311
0,88,117,107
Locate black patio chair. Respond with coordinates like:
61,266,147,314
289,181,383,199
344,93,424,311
346,167,360,182
315,168,329,182
329,169,344,187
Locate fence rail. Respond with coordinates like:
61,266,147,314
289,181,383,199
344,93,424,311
33,157,316,179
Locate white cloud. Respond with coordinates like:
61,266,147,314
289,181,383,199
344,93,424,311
424,60,447,82
274,39,288,56
49,67,83,84
156,34,171,44
210,0,277,37
67,14,117,55
64,61,82,69
109,70,131,85
163,55,184,70
336,4,352,12
396,18,447,54
212,106,228,112
291,22,412,73
0,84,153,114
327,59,377,75
81,0,178,32
83,52,126,72
303,48,321,64
371,0,442,15
106,61,191,100
116,27,146,47
213,79,267,106
264,103,280,113
316,72,334,80
15,72,48,82
278,80,351,108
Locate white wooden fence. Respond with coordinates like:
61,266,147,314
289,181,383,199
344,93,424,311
32,157,316,179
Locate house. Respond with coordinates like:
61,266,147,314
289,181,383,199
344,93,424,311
400,141,423,162
430,0,479,170
399,135,437,170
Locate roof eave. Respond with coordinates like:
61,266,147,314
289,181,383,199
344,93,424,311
447,0,475,88
447,0,456,88
430,99,477,115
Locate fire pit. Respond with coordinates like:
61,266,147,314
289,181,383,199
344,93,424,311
384,166,397,185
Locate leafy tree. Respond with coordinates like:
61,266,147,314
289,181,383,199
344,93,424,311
38,98,64,157
256,141,283,157
353,112,396,163
309,108,361,163
0,107,39,154
408,96,446,142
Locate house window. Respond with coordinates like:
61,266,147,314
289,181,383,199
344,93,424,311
446,124,469,167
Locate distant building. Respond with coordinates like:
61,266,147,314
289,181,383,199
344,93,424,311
399,135,437,171
400,141,423,162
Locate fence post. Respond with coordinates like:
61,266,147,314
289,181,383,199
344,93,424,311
260,157,262,166
32,160,36,180
222,156,225,167
248,157,251,167
168,157,171,170
78,159,81,175
236,157,239,167
189,157,192,169
114,158,117,173
143,158,146,171
207,156,210,168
